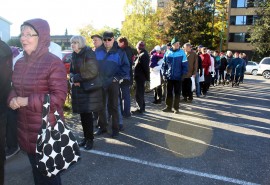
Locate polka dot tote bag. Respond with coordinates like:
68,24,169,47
36,94,81,177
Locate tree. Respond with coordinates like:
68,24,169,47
121,0,159,51
7,38,21,48
79,25,121,48
212,0,228,51
78,24,97,47
167,0,214,48
248,0,270,57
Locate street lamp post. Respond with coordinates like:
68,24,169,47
211,0,216,48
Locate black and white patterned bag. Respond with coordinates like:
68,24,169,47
36,94,80,177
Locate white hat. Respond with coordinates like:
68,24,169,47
154,45,161,51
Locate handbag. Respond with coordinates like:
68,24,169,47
80,53,99,80
81,75,102,92
36,94,81,177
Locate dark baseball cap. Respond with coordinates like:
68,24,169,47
103,31,114,39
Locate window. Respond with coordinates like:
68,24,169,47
248,62,256,66
247,0,255,7
229,33,249,42
231,0,256,8
230,16,257,25
236,16,246,25
262,58,270,65
158,2,164,7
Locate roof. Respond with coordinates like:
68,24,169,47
0,16,12,25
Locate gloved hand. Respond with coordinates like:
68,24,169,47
121,79,130,85
73,74,82,82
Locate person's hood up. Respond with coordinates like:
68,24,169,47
21,18,50,58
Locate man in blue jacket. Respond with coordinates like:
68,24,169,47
94,31,130,138
162,37,188,114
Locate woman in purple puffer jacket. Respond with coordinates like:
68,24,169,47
8,18,67,185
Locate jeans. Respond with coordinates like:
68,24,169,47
195,72,201,96
28,154,62,185
118,97,123,126
120,83,131,117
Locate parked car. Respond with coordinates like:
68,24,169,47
62,50,72,74
245,61,258,75
257,57,270,79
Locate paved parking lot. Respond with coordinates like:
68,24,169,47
5,75,270,185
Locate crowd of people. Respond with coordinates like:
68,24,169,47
0,17,248,185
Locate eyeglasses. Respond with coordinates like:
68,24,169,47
103,38,112,42
71,41,79,44
20,33,38,39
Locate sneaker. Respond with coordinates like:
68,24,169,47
131,109,143,114
94,128,107,136
174,109,180,114
162,107,173,113
5,146,20,159
78,138,87,147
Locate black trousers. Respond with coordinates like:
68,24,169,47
98,82,120,132
154,85,162,101
166,80,182,110
6,109,18,149
135,78,146,111
28,154,61,185
219,70,225,81
80,113,94,140
182,78,193,100
0,113,6,185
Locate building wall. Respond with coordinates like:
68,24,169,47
157,0,170,8
0,17,11,42
227,0,259,57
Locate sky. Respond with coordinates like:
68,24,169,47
0,0,126,36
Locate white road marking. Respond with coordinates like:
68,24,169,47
83,149,260,185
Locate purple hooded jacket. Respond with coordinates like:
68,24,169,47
8,18,67,154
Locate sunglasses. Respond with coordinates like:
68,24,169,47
103,38,112,42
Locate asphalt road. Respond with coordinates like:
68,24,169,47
4,75,270,185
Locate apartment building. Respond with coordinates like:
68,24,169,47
227,0,259,57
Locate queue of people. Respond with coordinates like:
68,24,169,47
0,17,248,185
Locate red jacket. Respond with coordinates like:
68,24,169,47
8,19,67,154
200,53,211,75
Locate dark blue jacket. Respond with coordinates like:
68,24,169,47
228,57,245,76
95,42,130,88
